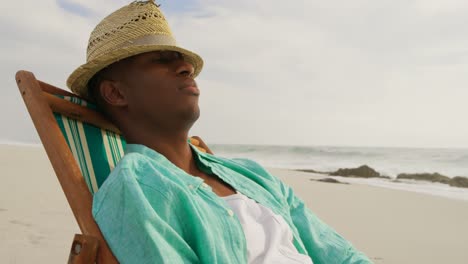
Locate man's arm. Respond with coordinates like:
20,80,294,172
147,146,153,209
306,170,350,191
232,158,372,264
280,182,372,264
92,168,199,264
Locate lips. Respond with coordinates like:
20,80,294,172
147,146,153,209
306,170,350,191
180,81,200,95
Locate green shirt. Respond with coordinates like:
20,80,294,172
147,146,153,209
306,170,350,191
92,144,371,264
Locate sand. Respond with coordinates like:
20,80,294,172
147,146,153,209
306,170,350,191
0,145,80,263
271,169,468,263
1,144,468,263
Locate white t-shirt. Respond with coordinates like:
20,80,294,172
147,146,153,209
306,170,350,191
223,192,313,264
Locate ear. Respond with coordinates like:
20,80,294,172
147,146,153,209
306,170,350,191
99,80,128,107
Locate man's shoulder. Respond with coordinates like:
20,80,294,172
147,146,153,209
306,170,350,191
115,151,151,169
97,152,170,194
228,157,269,174
112,151,170,178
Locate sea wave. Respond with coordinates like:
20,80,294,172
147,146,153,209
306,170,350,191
211,144,468,179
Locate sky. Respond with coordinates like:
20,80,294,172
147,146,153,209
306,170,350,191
1,0,468,148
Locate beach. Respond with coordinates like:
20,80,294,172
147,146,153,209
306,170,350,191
1,144,468,263
272,168,468,263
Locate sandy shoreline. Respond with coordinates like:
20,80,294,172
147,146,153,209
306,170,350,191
270,168,468,263
1,144,468,263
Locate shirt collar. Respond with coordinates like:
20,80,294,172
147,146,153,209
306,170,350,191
124,143,214,187
125,142,208,159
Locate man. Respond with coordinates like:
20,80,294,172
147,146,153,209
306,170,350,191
67,1,371,263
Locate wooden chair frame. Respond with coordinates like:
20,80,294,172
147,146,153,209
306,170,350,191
16,70,119,263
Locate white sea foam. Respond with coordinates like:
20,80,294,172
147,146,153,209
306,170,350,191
330,176,468,201
0,140,42,147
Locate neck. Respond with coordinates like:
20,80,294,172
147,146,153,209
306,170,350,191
123,127,200,176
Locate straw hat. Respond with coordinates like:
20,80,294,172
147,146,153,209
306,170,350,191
67,0,203,100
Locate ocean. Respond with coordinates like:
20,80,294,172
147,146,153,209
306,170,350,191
210,144,468,201
5,142,468,201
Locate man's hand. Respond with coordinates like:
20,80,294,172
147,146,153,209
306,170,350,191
189,136,214,155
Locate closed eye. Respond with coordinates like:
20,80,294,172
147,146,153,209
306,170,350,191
151,57,172,64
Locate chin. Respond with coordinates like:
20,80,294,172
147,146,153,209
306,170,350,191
178,105,200,127
190,106,201,122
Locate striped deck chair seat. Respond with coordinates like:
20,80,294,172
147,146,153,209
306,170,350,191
53,95,126,195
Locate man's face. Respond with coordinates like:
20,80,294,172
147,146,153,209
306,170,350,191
115,50,200,130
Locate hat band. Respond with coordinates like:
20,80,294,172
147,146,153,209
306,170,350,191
116,34,177,49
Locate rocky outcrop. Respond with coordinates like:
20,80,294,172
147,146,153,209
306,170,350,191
397,173,468,188
330,165,385,178
296,165,467,188
316,178,349,184
448,176,468,188
396,173,451,184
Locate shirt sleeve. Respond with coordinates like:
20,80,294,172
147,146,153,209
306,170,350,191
280,182,372,264
92,168,199,264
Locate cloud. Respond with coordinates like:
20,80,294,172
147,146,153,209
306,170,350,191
2,0,468,148
57,0,96,18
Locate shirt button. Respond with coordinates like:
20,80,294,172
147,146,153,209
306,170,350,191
188,184,194,189
201,183,209,188
227,209,234,217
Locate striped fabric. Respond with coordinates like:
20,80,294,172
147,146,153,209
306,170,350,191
53,96,126,195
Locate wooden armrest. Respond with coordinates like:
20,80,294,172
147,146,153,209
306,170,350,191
68,234,100,264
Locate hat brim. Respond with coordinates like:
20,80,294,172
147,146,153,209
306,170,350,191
67,44,203,100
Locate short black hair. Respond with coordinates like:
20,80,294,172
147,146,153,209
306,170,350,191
86,56,136,123
87,68,114,122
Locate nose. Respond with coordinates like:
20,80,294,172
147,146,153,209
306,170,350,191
176,59,195,78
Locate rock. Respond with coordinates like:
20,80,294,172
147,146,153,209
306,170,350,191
330,165,381,178
315,178,349,184
396,173,451,184
296,169,330,175
396,173,468,189
449,176,468,188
